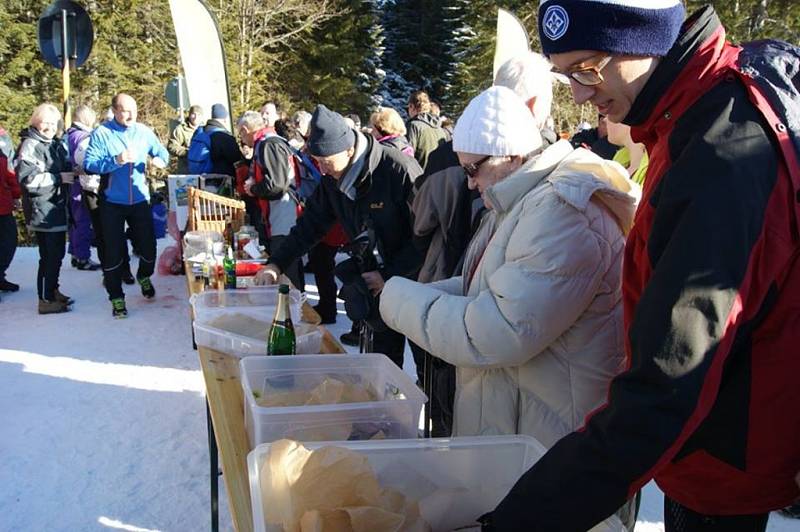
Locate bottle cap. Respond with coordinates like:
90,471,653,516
278,284,289,294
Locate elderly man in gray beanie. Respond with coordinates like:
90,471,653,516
380,85,637,503
256,104,423,368
480,1,800,531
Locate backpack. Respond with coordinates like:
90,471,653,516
254,135,322,205
735,40,800,225
187,125,222,174
292,147,323,202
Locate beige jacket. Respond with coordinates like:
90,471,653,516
380,141,640,447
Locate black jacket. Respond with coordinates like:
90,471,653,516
14,127,70,231
270,134,423,281
250,135,296,201
411,140,477,283
206,119,241,177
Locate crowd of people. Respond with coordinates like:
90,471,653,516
0,0,798,530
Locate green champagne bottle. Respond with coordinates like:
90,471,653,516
223,246,236,289
267,284,296,355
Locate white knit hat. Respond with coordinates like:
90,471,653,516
453,86,542,157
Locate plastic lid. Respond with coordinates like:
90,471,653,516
278,284,289,294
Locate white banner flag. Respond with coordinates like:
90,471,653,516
494,8,531,80
168,0,232,129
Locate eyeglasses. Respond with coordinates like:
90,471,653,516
461,155,492,178
557,55,613,87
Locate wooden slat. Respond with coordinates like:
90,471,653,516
199,346,254,532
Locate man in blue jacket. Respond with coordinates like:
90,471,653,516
84,93,169,318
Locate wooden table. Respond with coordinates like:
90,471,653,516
186,271,345,532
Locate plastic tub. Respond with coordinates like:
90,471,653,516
183,230,223,263
240,354,427,448
247,435,626,532
191,287,322,355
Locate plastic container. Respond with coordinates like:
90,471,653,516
191,287,322,356
183,230,224,263
247,435,626,532
240,354,426,449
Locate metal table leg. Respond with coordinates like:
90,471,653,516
206,400,219,532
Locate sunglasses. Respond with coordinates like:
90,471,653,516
462,155,492,178
557,55,613,87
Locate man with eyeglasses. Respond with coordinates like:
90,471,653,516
482,1,800,531
255,105,423,369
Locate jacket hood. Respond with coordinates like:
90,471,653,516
485,139,640,235
410,112,442,128
205,119,229,131
68,122,92,134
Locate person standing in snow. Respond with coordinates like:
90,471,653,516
369,107,414,157
483,2,800,530
379,88,637,529
65,105,101,272
406,90,449,173
15,103,73,314
83,93,169,318
167,105,202,174
0,126,21,300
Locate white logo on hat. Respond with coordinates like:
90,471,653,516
543,5,569,41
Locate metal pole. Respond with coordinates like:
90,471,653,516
60,9,71,125
177,74,185,122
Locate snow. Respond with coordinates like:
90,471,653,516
0,238,797,531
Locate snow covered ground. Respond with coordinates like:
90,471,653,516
0,238,797,531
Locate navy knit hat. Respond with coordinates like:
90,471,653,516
211,103,228,120
307,105,356,157
538,0,685,57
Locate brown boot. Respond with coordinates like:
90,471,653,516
38,299,70,314
54,289,74,306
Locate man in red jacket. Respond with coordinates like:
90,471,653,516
0,127,21,298
483,2,800,531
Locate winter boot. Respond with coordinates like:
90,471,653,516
38,299,70,314
0,279,19,292
111,298,128,319
122,267,135,285
54,289,74,306
138,277,155,299
340,321,361,347
71,257,101,271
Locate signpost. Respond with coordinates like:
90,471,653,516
37,1,94,125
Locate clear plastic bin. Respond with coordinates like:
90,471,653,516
247,436,626,532
191,287,322,356
240,354,427,448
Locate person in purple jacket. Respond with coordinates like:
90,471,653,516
66,105,101,271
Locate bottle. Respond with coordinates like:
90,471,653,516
223,246,236,289
202,241,216,289
223,216,234,248
267,284,296,356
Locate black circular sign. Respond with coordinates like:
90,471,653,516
37,1,94,69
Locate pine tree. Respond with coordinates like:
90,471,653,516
278,0,384,119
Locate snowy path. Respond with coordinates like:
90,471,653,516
0,240,796,531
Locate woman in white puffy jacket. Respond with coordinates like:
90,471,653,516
379,86,640,448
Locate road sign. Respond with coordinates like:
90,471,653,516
165,76,190,111
38,1,94,69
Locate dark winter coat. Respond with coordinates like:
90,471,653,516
376,134,414,157
269,133,423,281
411,140,476,283
406,112,449,173
0,129,20,216
14,127,70,231
205,119,241,176
491,7,800,530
